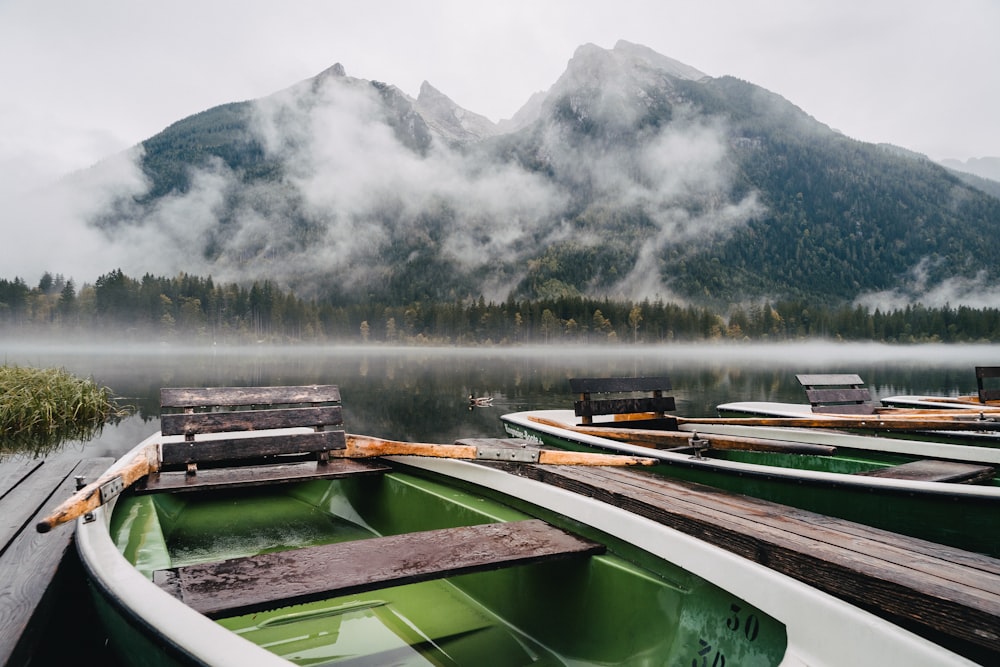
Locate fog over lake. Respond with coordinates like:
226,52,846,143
3,340,994,461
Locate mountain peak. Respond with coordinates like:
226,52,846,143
563,41,707,83
414,81,498,144
317,62,347,79
611,40,708,81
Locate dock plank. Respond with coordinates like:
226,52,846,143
0,457,113,667
0,460,44,499
0,458,80,554
487,462,1000,658
154,519,604,618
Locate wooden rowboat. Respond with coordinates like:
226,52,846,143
39,386,982,666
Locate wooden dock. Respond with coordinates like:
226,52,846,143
484,457,1000,664
0,455,112,667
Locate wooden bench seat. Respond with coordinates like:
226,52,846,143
859,459,995,484
569,377,677,430
976,366,1000,403
153,519,603,618
796,373,876,415
152,385,353,490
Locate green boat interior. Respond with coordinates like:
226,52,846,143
107,469,788,666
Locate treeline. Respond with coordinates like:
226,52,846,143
2,269,1000,344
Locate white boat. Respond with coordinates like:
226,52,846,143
72,433,985,667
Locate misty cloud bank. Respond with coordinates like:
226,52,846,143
855,258,1000,311
8,66,762,303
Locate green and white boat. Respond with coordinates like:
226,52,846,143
66,431,988,667
501,408,1000,558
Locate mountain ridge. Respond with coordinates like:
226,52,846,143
71,41,1000,310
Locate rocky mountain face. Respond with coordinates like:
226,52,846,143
86,40,1000,308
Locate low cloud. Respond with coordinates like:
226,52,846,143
2,70,759,304
0,147,150,284
855,258,1000,310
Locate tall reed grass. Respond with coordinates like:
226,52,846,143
0,365,125,458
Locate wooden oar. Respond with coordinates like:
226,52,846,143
527,416,837,455
36,442,160,533
676,414,1000,431
343,434,658,466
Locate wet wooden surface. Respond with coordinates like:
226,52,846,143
0,456,112,667
860,459,995,483
154,519,604,618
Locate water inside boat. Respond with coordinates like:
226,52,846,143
105,469,788,666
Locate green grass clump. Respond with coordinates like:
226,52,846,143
0,365,124,457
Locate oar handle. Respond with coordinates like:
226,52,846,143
343,434,655,466
36,444,159,533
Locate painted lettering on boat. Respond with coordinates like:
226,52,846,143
691,601,762,666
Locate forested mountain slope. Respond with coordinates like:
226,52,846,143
86,41,1000,308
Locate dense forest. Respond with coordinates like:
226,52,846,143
3,270,999,345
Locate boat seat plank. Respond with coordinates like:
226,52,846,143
569,376,677,429
568,377,672,393
976,367,1000,403
160,406,342,437
803,387,873,405
153,519,604,618
160,430,346,466
135,458,390,494
575,396,677,418
795,373,864,386
486,462,1000,656
158,385,347,476
859,460,995,484
796,373,877,415
160,385,342,409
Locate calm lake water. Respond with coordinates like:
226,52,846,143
4,339,996,664
4,340,997,462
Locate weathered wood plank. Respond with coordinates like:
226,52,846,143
160,406,343,436
859,459,995,484
486,463,1000,656
813,403,877,415
564,465,1000,579
977,367,1000,403
160,430,346,466
0,459,79,551
0,458,112,667
160,385,341,408
804,387,873,405
569,377,672,393
137,458,389,493
796,374,865,387
153,519,604,618
573,396,676,418
0,460,44,500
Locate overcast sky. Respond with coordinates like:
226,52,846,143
1,0,997,201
